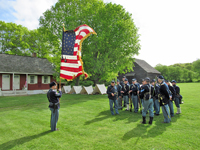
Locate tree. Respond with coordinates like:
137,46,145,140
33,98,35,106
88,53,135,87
168,66,182,82
0,21,53,59
39,0,140,84
193,59,200,75
0,21,30,55
182,68,189,82
155,64,170,79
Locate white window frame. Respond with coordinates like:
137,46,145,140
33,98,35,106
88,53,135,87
42,76,51,84
28,75,38,84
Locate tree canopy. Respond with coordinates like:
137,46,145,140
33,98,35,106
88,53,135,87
155,61,199,82
39,0,140,84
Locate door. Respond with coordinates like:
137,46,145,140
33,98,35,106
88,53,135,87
14,75,20,90
2,74,10,90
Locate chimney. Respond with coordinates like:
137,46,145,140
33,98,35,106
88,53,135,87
32,53,37,57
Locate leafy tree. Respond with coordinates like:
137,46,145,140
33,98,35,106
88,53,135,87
39,0,140,84
193,59,200,75
168,66,182,82
155,64,170,79
0,21,30,55
182,68,189,82
0,21,53,59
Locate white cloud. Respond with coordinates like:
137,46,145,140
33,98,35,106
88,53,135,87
10,0,57,29
2,0,200,66
104,0,200,66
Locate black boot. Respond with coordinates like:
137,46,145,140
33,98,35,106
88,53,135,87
149,117,153,125
141,117,146,124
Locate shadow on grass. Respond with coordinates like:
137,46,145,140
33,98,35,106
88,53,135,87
122,116,172,142
84,110,112,125
171,114,181,123
0,130,51,150
84,109,140,125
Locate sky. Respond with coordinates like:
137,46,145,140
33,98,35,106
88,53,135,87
0,0,200,67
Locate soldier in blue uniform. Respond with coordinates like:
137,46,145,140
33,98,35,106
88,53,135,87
140,79,145,107
47,81,62,131
129,79,139,113
107,81,119,115
172,80,181,114
165,80,176,117
157,76,171,123
121,78,130,111
140,77,154,124
151,79,160,116
120,76,126,107
116,79,122,109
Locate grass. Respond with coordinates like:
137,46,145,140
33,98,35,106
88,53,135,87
0,83,200,150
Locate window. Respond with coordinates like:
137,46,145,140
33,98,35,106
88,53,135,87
42,76,50,84
44,76,48,83
3,75,9,78
30,76,35,84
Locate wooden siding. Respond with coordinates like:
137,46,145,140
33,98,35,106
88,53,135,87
0,73,54,91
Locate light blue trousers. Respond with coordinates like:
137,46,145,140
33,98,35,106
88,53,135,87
50,108,59,131
175,97,180,108
154,99,160,115
117,97,122,109
123,95,129,104
109,99,119,115
132,95,138,112
162,105,171,123
168,100,174,117
142,98,154,117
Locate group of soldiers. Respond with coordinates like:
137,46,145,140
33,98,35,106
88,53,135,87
107,75,182,124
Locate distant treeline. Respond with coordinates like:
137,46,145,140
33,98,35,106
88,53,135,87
155,60,200,82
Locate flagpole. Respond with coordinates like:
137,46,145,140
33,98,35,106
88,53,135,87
59,23,65,102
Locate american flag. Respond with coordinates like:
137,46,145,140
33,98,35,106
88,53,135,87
60,24,96,81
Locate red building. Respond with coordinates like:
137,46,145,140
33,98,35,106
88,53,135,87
0,54,55,96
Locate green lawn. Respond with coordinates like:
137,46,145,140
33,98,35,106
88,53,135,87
0,83,200,150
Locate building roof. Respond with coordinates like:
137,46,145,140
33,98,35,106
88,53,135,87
134,59,161,74
0,54,55,75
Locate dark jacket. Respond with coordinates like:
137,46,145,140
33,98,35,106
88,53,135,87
139,84,154,100
130,84,138,96
159,82,170,106
120,81,124,87
168,85,176,100
107,85,117,100
47,89,62,109
121,84,129,96
116,84,122,97
152,84,160,99
173,85,180,95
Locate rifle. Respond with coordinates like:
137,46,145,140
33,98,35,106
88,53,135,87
129,93,132,112
121,95,123,110
152,76,157,98
137,86,142,113
159,94,170,119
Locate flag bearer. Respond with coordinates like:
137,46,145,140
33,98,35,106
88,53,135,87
47,82,62,131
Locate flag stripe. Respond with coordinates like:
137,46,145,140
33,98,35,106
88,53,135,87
61,62,81,68
60,24,96,81
60,66,82,72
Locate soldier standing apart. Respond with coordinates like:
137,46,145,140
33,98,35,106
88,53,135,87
121,78,130,111
140,77,154,124
116,79,122,109
129,79,139,113
47,81,62,131
107,81,119,115
165,80,176,117
171,80,181,114
151,79,160,116
157,76,171,123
